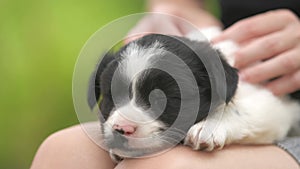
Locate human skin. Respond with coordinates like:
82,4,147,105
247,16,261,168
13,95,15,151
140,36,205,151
30,125,116,169
213,9,300,96
125,0,221,43
128,0,300,96
30,2,300,169
30,125,299,169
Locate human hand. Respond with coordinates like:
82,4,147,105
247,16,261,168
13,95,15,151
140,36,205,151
214,9,300,95
125,1,221,43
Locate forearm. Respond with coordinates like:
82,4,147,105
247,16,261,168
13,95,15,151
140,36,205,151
146,0,222,28
148,0,203,11
116,145,299,169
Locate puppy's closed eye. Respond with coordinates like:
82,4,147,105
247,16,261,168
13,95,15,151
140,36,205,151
88,31,300,161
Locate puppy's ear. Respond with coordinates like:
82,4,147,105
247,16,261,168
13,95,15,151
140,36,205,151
88,52,116,109
216,50,239,103
173,37,238,103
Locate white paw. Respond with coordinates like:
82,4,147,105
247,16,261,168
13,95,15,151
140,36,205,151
184,120,227,151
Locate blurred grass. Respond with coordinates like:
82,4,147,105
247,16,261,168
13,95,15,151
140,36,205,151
0,0,144,168
0,0,219,168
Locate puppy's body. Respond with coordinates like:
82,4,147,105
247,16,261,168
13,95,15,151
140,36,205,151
185,28,300,149
88,28,300,160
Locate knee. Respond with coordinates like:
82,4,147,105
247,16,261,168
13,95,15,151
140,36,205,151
30,125,87,168
30,125,114,169
32,125,89,159
114,146,201,169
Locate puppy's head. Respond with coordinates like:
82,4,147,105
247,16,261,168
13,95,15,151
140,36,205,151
88,34,238,157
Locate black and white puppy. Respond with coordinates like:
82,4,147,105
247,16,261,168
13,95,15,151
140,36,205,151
88,28,300,161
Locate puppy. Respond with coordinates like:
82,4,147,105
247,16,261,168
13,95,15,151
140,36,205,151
88,28,300,162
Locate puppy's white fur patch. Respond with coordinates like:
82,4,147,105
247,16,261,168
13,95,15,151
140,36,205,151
187,27,238,66
106,101,165,134
185,82,300,150
185,27,300,150
120,41,164,80
104,28,300,153
104,41,167,148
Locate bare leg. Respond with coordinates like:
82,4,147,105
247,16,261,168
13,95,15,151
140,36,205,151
31,125,298,169
115,145,299,169
30,125,116,169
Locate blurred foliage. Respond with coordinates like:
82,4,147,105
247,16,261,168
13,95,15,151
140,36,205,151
205,0,221,18
0,0,144,168
0,0,219,168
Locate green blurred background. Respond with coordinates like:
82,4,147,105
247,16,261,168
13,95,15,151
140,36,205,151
0,1,219,168
0,1,144,168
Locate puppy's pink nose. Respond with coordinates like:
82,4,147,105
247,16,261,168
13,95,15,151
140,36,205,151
113,124,137,135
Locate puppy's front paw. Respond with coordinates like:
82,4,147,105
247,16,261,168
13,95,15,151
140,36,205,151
184,120,227,151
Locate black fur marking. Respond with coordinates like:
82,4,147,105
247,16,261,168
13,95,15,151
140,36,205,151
89,33,239,125
88,52,116,109
135,34,238,123
135,68,181,126
88,34,239,150
290,90,300,101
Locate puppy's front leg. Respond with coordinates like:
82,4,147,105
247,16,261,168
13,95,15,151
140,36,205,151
184,104,245,151
184,120,228,151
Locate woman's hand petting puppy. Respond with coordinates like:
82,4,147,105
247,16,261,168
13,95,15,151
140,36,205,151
127,4,300,96
214,9,300,96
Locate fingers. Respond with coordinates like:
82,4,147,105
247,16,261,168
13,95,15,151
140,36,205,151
240,48,300,84
266,70,300,95
213,10,297,43
214,9,300,95
234,27,298,68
